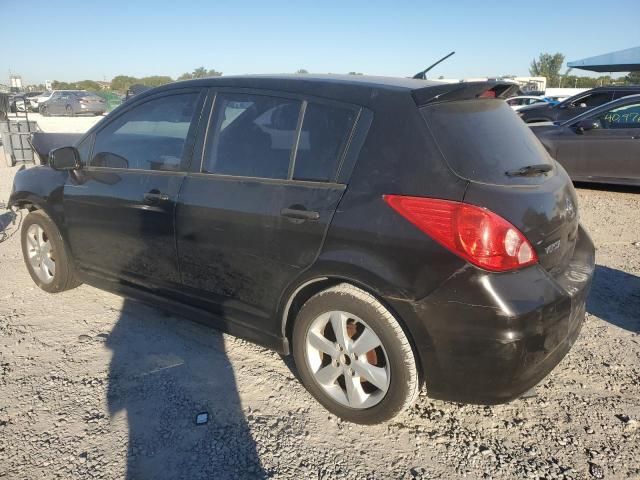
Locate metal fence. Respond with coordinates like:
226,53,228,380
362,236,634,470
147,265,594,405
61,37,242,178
1,120,38,167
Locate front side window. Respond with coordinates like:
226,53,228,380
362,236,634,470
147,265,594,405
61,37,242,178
597,102,640,129
293,103,356,182
204,93,301,179
91,92,199,171
572,92,611,108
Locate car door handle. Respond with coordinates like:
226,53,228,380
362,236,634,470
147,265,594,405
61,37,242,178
280,207,320,221
143,191,169,204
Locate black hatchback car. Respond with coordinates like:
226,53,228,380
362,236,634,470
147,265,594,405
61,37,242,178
518,85,640,123
8,75,595,424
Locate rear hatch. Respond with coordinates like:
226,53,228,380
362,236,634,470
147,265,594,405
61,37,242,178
420,97,579,274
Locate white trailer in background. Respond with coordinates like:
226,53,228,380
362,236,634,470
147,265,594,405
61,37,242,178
544,88,589,102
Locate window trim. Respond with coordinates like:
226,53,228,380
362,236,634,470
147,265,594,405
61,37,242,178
85,87,207,173
197,87,361,184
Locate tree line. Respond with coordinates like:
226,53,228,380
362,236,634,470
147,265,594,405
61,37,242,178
47,67,224,93
31,59,640,94
44,67,368,93
529,52,639,88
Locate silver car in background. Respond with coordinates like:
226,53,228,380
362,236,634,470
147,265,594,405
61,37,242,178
39,90,106,116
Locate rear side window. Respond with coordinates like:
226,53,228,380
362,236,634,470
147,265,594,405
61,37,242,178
204,93,301,179
612,90,636,100
293,103,356,182
421,99,551,185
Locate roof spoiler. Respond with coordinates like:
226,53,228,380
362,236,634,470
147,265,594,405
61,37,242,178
412,81,519,106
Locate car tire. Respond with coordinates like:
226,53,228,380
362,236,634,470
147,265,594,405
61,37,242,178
21,210,82,293
65,105,75,117
39,106,48,116
292,283,420,424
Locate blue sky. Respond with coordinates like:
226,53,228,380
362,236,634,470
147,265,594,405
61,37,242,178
3,0,638,84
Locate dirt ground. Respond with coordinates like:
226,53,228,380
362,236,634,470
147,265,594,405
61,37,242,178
0,119,638,479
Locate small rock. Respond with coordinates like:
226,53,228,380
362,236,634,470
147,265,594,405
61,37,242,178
479,446,493,456
589,462,604,479
615,414,630,423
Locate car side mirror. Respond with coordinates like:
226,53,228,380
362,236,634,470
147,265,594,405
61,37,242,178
575,119,601,133
49,146,81,171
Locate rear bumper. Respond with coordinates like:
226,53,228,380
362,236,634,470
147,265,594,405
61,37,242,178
389,225,595,404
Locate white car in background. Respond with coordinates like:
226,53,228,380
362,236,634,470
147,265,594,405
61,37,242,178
33,91,55,111
505,96,551,111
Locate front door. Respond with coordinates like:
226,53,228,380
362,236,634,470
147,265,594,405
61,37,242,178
63,89,205,290
558,100,640,181
176,91,360,336
47,92,64,115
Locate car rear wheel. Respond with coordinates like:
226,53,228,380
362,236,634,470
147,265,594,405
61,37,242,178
21,210,82,293
292,283,420,424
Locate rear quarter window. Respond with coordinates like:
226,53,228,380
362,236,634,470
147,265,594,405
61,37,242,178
293,103,357,182
421,99,552,185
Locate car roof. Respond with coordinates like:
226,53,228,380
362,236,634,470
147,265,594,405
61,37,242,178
590,85,640,90
138,74,514,108
175,74,445,91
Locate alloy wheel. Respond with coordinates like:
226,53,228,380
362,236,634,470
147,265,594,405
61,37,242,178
305,310,390,409
26,224,56,284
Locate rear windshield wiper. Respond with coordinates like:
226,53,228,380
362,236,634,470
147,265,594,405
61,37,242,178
505,164,552,177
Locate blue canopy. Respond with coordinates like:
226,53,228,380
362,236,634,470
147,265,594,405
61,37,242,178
567,46,640,73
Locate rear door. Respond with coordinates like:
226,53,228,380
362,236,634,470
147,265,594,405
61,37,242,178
176,90,360,334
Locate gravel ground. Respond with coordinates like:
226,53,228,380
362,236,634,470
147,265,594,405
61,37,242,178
0,134,639,479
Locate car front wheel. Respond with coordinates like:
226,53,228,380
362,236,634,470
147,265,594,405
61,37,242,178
21,210,82,293
292,283,420,424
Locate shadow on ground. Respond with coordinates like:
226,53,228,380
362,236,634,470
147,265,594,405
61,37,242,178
587,265,640,333
0,210,16,232
106,299,266,479
573,182,640,194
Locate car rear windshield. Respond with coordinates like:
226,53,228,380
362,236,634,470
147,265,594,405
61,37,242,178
420,99,552,185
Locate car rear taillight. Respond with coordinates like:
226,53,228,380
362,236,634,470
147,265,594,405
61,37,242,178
383,195,537,272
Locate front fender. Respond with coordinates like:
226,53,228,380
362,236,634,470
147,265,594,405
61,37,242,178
8,166,68,226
